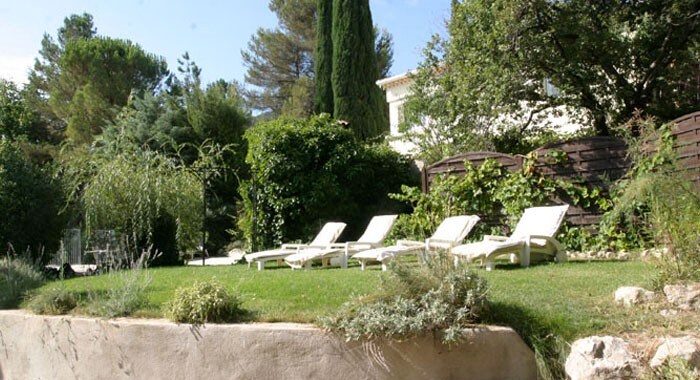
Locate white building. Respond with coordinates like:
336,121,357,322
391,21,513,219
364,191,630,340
376,71,419,155
376,70,586,156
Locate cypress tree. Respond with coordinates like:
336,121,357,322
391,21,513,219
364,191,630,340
314,0,334,114
331,0,387,140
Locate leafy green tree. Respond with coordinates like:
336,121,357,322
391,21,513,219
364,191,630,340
50,36,168,143
28,13,98,140
0,80,43,141
82,149,202,266
314,0,334,114
406,0,700,153
30,13,97,98
27,13,168,144
99,57,251,255
282,76,315,118
239,115,414,249
185,77,251,253
0,141,66,263
331,0,388,139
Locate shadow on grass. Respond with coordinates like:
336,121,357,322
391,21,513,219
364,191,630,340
484,301,569,379
480,258,634,271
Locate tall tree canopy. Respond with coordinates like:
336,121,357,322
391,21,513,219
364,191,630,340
29,13,168,144
314,0,334,115
331,0,388,139
242,0,317,118
53,37,168,143
242,0,394,119
27,13,98,141
0,80,45,142
405,0,700,151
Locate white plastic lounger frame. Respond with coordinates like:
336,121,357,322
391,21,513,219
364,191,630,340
452,204,569,271
352,215,480,271
284,215,398,270
244,222,346,270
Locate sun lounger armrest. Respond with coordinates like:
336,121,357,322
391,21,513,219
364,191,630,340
321,243,346,249
396,239,423,247
281,243,308,250
425,238,459,249
483,235,508,242
343,241,380,249
524,235,564,250
303,244,338,250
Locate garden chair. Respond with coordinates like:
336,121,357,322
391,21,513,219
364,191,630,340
284,215,398,270
451,204,569,270
244,222,346,271
351,215,480,271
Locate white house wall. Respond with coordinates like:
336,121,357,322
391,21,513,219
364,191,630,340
377,71,587,156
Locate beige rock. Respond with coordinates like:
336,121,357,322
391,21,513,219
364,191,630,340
614,286,656,307
664,284,700,311
650,336,700,370
565,336,641,380
0,310,536,380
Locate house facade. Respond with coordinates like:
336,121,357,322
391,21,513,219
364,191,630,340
376,70,586,156
376,71,418,155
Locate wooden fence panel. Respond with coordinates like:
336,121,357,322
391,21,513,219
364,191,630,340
423,137,629,228
422,112,700,228
672,111,700,185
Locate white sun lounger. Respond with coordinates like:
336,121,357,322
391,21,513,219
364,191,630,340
284,215,398,270
244,222,346,270
452,204,569,270
352,215,480,271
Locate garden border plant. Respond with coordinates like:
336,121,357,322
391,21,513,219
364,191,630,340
320,253,489,345
166,278,248,326
605,117,700,285
0,256,45,309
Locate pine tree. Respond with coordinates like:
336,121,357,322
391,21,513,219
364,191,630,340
314,0,334,114
242,0,317,118
331,0,387,140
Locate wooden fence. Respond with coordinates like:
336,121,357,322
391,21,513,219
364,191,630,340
672,111,700,185
421,111,700,228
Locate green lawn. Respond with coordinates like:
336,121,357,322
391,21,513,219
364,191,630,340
35,258,681,342
51,263,385,322
480,260,660,341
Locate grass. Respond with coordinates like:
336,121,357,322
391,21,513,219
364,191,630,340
481,260,661,340
43,263,384,322
27,258,691,342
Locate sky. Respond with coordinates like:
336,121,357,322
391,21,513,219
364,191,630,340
0,0,450,86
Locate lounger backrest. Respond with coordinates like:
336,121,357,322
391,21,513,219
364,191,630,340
430,215,480,243
356,215,398,244
510,204,569,240
309,222,347,246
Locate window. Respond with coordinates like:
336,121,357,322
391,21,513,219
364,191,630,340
544,78,561,97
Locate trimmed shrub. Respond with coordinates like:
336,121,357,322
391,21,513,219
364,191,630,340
166,279,245,326
320,254,489,344
25,286,78,315
0,257,45,308
239,114,415,249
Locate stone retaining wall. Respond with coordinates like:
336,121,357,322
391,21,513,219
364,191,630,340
0,310,536,380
